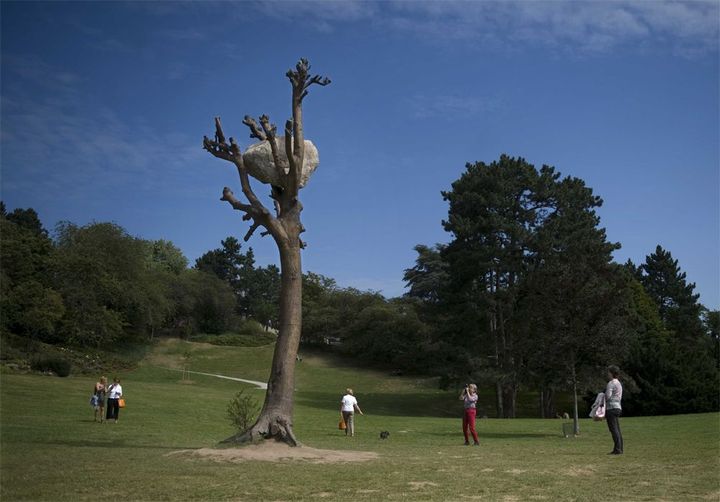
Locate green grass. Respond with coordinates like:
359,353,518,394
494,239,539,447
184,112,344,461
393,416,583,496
1,338,718,501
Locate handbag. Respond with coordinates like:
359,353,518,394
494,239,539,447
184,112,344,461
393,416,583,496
90,395,98,407
338,413,346,430
118,398,126,408
593,404,605,421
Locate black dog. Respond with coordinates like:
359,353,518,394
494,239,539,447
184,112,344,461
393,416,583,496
379,431,390,440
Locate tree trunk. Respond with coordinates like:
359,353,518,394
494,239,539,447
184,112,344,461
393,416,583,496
502,381,517,418
571,363,580,435
540,386,556,418
222,239,303,446
494,380,504,418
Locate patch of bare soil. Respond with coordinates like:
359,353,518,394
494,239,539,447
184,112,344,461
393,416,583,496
168,442,379,464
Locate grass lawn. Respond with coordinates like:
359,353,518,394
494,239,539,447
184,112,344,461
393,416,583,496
1,338,718,501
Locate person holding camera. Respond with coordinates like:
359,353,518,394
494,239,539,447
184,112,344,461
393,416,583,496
460,383,480,446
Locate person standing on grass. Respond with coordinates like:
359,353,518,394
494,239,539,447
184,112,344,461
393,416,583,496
460,383,480,446
340,388,363,437
106,377,123,423
92,376,108,422
605,365,624,455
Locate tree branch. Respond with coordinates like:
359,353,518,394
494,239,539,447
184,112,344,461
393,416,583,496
259,115,283,172
242,116,266,141
287,59,331,104
204,116,288,244
305,74,331,91
284,120,295,174
282,59,331,197
203,136,233,161
244,221,261,242
220,187,252,213
214,117,226,144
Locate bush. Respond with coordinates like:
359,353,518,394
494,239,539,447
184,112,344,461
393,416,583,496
190,332,275,347
30,354,71,377
226,389,260,432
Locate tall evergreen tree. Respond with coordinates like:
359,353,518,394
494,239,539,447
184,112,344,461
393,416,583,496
439,155,633,419
639,246,704,339
441,155,553,417
635,246,719,412
403,244,449,305
196,238,279,326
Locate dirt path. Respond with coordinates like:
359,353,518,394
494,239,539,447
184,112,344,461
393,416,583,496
168,442,378,464
158,367,267,389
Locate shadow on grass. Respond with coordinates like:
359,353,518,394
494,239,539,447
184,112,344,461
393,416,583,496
29,438,199,450
424,431,559,439
296,391,459,418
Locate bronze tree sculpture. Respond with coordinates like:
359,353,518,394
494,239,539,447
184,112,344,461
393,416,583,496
203,59,330,446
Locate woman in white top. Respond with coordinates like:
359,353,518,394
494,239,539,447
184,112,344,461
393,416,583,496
106,377,123,423
340,388,363,437
605,365,623,454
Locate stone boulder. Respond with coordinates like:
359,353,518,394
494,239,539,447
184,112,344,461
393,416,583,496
242,137,319,188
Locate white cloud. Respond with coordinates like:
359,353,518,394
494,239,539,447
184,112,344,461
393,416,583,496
407,93,505,119
249,0,719,57
248,0,377,32
1,57,207,202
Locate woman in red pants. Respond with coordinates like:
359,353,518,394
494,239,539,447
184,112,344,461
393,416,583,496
460,383,480,445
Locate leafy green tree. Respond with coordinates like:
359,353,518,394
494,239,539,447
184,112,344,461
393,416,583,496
53,222,178,344
145,239,188,275
301,272,339,345
343,298,432,372
2,280,65,342
0,205,63,342
247,265,280,329
6,207,48,238
1,208,54,287
167,270,237,335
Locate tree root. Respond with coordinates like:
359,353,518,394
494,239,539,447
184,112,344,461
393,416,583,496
221,415,299,447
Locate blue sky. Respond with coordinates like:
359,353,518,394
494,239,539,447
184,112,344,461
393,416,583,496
2,1,718,307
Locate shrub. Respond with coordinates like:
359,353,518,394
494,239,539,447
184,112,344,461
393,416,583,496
226,389,260,432
30,354,71,377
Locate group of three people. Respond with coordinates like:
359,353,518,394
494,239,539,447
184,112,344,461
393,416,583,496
342,366,624,454
91,376,124,423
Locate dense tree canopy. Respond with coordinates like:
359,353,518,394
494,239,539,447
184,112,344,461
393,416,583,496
2,161,717,417
404,155,717,417
195,237,280,329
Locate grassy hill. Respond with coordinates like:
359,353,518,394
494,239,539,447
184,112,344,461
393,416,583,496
1,338,718,501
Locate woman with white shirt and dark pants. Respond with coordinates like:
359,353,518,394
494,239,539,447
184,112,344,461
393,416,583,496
106,377,123,423
605,365,623,455
340,388,363,437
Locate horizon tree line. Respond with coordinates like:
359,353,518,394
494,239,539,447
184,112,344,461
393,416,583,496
1,154,717,418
